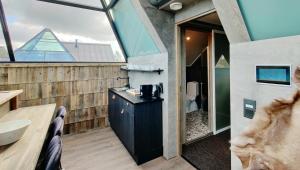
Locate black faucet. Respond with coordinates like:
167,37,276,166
117,77,129,80
117,77,130,88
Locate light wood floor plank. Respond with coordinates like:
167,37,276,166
62,128,195,170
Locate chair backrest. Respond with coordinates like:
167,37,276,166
44,136,62,170
49,117,64,139
56,106,67,119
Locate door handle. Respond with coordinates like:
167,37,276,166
121,109,124,114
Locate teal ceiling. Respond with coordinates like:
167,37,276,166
237,0,300,40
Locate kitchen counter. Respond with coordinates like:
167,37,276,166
109,88,163,105
0,104,56,170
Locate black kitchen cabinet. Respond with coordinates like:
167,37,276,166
108,88,163,165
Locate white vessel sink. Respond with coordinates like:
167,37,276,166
0,120,31,146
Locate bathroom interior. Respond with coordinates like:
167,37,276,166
182,11,230,144
180,12,231,168
185,29,211,142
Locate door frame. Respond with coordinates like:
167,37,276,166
175,10,217,155
212,30,231,135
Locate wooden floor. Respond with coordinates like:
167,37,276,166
62,128,195,170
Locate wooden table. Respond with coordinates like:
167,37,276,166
0,90,23,118
0,104,56,170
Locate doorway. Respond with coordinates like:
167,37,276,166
184,29,211,142
178,11,231,170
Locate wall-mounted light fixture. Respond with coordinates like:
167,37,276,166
186,36,191,41
170,2,182,11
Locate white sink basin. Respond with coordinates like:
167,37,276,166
0,120,31,146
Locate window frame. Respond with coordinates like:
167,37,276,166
0,0,15,61
0,0,128,63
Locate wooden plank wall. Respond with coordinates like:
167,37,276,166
0,63,128,134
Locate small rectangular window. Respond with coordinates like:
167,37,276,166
256,65,291,85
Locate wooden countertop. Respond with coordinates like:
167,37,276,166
0,90,23,106
0,104,56,170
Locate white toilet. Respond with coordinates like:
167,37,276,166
186,81,199,113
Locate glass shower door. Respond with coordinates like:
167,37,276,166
213,31,230,133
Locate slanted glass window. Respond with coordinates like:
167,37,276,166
0,24,9,61
61,0,103,8
108,0,160,58
2,0,125,62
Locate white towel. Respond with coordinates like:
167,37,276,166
187,82,199,100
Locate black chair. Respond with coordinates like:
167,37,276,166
48,117,64,139
56,106,67,119
44,136,62,170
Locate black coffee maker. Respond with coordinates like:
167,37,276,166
140,85,153,99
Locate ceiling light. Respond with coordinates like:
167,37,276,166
170,2,182,11
186,37,191,41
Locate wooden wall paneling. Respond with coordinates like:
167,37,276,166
99,80,106,93
70,95,77,110
75,109,81,123
77,94,84,109
0,85,5,91
15,67,27,84
41,82,51,99
69,110,76,124
7,67,17,85
64,82,71,97
51,82,57,97
76,81,83,95
47,67,57,82
95,106,102,118
26,84,39,100
63,96,71,111
83,94,89,108
90,107,96,121
0,64,126,134
0,67,8,85
27,67,34,83
56,66,65,82
34,67,44,83
98,66,103,79
64,67,71,82
55,96,64,108
57,82,65,96
99,117,106,128
71,81,77,95
89,67,97,80
82,108,89,122
17,84,27,101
